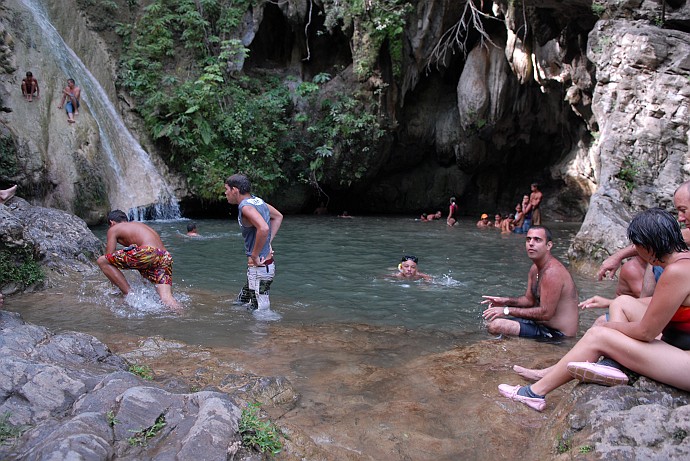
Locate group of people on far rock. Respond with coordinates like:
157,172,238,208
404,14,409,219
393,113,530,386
476,183,543,233
20,71,81,123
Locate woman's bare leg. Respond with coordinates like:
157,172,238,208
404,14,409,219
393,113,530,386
608,295,650,322
530,326,690,396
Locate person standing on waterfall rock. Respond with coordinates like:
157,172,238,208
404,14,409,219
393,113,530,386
96,210,182,312
58,78,81,123
225,174,283,311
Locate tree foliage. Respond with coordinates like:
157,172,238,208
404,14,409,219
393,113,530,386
117,0,391,200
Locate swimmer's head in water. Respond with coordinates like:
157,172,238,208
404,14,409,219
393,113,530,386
399,255,419,277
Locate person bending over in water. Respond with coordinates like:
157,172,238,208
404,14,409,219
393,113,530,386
500,208,690,411
0,185,17,205
96,210,181,312
395,255,431,281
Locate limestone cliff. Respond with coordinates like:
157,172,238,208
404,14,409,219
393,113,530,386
569,6,690,268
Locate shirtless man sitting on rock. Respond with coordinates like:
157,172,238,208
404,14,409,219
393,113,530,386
96,210,182,312
481,226,579,339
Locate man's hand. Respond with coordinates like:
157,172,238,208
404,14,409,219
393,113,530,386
596,256,622,280
482,305,506,321
481,295,509,307
249,254,266,266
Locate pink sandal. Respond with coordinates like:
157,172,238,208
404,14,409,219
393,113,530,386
567,361,628,386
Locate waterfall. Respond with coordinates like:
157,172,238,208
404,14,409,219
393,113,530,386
20,0,181,221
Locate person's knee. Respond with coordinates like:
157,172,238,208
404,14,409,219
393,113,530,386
611,294,635,306
592,314,608,327
582,325,609,344
486,321,504,335
610,294,635,316
96,255,109,269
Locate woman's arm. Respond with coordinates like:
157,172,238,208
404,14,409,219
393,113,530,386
605,263,690,341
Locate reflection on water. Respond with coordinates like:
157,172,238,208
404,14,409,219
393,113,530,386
10,216,615,346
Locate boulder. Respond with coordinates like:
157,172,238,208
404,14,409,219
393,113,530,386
548,377,690,459
0,197,103,286
0,310,257,461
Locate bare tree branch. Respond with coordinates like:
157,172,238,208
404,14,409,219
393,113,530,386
425,0,499,71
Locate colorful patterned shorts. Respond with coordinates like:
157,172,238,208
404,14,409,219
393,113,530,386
105,245,173,285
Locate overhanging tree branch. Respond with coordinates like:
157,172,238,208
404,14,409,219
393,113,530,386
425,0,499,71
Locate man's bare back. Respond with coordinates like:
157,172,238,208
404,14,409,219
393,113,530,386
106,221,166,253
97,211,180,311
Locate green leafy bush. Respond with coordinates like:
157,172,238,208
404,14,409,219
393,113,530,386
0,412,29,446
118,0,392,199
239,403,282,455
0,247,44,288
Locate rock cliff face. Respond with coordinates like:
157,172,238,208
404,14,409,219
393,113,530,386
570,10,690,268
1,0,689,259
